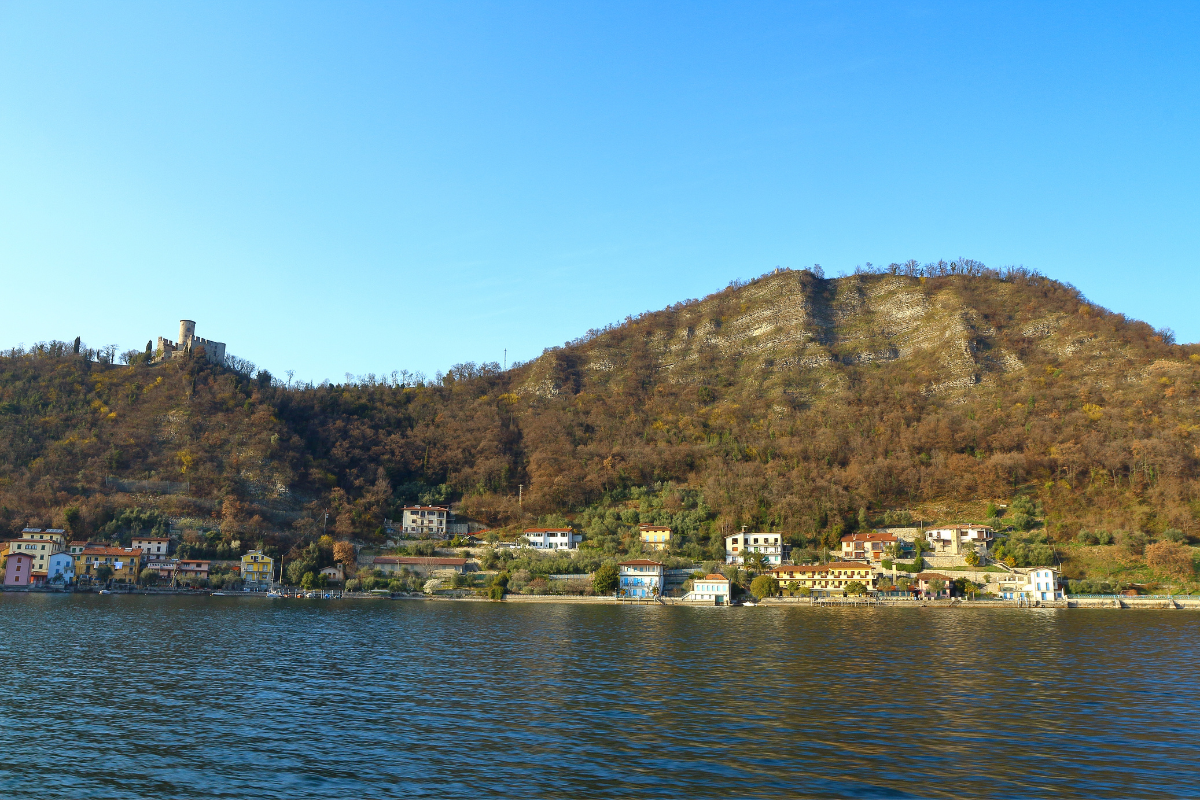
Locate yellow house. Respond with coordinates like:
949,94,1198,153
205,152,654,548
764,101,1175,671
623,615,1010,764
5,528,67,576
772,562,876,594
241,550,275,584
638,525,672,551
76,546,144,584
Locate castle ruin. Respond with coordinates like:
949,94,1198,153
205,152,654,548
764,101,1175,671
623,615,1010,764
155,320,227,365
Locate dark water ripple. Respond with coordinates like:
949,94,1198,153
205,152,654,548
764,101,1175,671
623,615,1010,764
1,595,1198,799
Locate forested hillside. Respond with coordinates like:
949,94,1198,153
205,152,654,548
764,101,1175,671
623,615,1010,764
2,263,1198,583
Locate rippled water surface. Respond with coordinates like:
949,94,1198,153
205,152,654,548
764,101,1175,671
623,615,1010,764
2,594,1199,799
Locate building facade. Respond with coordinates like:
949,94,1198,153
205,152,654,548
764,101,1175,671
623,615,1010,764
523,528,583,550
840,532,898,562
925,526,995,556
1009,568,1062,602
5,528,67,577
401,507,450,538
638,525,672,551
724,530,785,565
146,559,178,580
46,552,75,585
131,537,170,558
177,560,210,583
771,562,877,594
76,547,143,584
3,552,35,587
241,551,275,585
689,573,732,605
618,560,664,598
372,556,467,576
914,572,953,597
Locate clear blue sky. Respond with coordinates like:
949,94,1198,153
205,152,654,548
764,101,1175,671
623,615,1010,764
1,2,1197,382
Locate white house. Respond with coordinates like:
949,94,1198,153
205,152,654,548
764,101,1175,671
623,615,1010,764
401,506,449,537
46,552,75,585
131,536,170,558
618,560,664,598
724,529,784,565
925,526,995,556
1007,568,1062,602
523,528,583,550
687,573,732,605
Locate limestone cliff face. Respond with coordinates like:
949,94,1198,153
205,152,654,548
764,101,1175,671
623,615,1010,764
518,269,1109,402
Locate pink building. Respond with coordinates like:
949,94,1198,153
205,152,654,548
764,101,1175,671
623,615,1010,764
4,552,35,587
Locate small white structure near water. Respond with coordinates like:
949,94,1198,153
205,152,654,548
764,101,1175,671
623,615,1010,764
685,573,732,605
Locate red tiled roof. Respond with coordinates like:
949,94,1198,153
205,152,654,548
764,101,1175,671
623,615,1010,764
79,547,143,557
132,537,170,543
915,572,953,581
524,528,574,533
373,556,466,566
638,525,671,532
403,506,448,511
618,559,664,566
699,574,730,582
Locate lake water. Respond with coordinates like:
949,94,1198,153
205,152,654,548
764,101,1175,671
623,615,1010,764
1,594,1197,799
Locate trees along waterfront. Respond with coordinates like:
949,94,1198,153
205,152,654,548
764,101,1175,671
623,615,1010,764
750,575,779,599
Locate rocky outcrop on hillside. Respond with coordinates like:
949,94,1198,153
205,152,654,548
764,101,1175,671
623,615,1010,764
519,269,1107,400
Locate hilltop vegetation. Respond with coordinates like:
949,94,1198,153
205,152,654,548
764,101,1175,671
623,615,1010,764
2,263,1198,586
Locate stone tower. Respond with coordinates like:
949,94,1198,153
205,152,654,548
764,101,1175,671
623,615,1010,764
178,320,196,346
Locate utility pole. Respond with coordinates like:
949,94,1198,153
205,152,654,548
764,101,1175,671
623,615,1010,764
504,349,507,370
322,511,328,537
518,484,523,509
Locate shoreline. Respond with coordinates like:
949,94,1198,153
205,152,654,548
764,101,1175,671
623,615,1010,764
5,588,1198,610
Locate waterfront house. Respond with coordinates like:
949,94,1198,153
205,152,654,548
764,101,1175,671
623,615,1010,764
771,562,876,595
638,525,672,551
401,506,450,538
839,532,897,562
5,531,67,576
523,528,583,550
925,526,994,556
76,546,143,585
46,552,75,585
319,564,344,582
146,559,178,581
3,552,35,587
131,536,170,558
687,573,732,605
373,556,467,576
177,560,210,583
241,551,275,585
1008,568,1063,602
914,572,953,598
618,560,664,598
724,529,785,565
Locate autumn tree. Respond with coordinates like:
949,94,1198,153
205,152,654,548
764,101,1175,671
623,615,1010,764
333,541,356,566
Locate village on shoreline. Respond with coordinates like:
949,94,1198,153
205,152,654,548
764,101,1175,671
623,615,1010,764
5,505,1197,611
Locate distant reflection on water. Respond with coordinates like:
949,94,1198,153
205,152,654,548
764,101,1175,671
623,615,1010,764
1,594,1197,799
